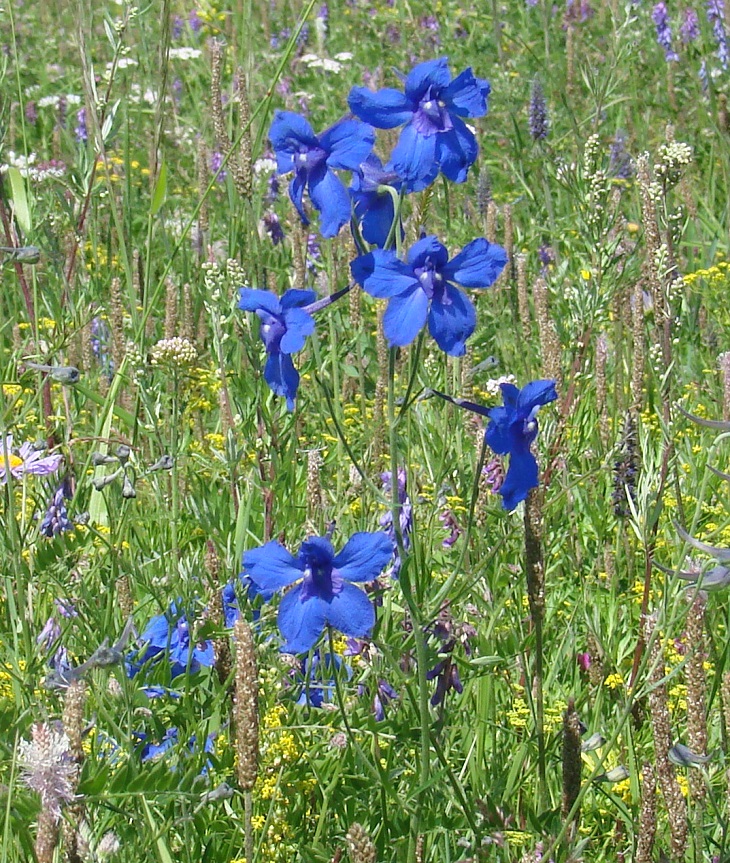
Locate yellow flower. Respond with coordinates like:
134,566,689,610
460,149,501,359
604,673,624,690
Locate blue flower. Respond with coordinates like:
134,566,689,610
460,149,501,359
351,234,507,355
350,154,403,248
238,287,316,410
269,110,375,238
348,57,490,191
294,651,351,708
131,602,214,679
243,531,393,654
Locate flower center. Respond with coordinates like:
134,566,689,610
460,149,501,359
298,540,343,602
0,453,23,472
413,88,453,137
258,313,287,354
295,145,327,173
415,259,444,300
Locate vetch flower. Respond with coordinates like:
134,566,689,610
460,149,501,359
238,286,348,410
351,234,507,355
242,531,393,654
269,110,375,237
0,435,63,482
652,3,679,62
350,154,403,248
348,57,490,191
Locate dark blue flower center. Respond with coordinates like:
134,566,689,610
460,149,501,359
415,258,446,301
258,312,287,354
413,87,453,137
298,540,343,602
295,145,327,173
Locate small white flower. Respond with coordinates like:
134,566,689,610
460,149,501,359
168,46,203,60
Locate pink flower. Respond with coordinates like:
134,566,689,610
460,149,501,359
0,436,62,482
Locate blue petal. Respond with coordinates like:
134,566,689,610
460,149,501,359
441,238,508,288
390,123,439,192
500,446,539,511
320,119,375,171
289,171,309,225
383,287,429,347
406,235,448,270
140,612,172,648
332,532,394,583
278,585,327,654
269,110,319,173
238,288,281,314
404,58,451,100
350,249,418,298
353,190,398,248
435,116,478,184
308,165,352,238
442,68,491,118
263,352,300,410
193,641,215,668
280,307,315,354
500,383,521,410
280,289,317,310
428,283,476,356
484,405,514,455
244,540,305,592
347,86,414,128
518,380,559,414
324,583,376,639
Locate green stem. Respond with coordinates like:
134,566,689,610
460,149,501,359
170,370,180,563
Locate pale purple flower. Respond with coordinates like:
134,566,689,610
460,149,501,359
529,77,549,140
708,0,729,69
652,3,679,61
680,8,700,42
18,722,78,821
0,436,62,483
75,108,88,143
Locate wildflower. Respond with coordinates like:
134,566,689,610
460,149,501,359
680,8,700,42
295,651,351,708
348,57,490,191
427,652,463,706
379,468,412,577
262,211,285,245
238,286,347,410
373,679,398,720
0,436,62,483
131,603,214,679
18,722,78,821
75,108,87,144
351,234,507,355
268,110,374,238
40,478,73,538
652,3,679,61
529,77,549,140
350,154,403,248
609,130,634,179
707,0,729,69
242,530,393,654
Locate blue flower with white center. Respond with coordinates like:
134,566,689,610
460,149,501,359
348,57,490,192
238,286,348,410
269,110,375,238
242,531,393,654
351,234,507,355
350,154,403,248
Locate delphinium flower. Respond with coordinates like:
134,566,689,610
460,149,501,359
348,57,490,192
130,602,214,679
652,3,679,61
379,468,412,577
18,722,78,821
262,212,285,245
238,286,350,409
529,77,549,141
373,679,398,720
680,8,700,43
0,436,63,482
40,477,73,538
351,235,507,355
242,530,393,654
268,110,375,238
350,154,403,248
707,0,730,69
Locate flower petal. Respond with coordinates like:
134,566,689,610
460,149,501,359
442,237,508,288
406,235,448,269
280,308,315,354
332,531,393,583
383,287,429,347
244,540,305,592
350,249,418,298
278,585,327,654
348,86,414,128
289,171,309,225
238,288,281,314
263,352,300,410
499,445,539,511
484,406,514,455
404,57,451,100
428,283,476,356
320,119,375,171
517,379,559,414
390,122,439,192
354,190,399,248
323,582,376,639
435,116,478,184
442,68,491,118
269,110,318,174
308,165,352,238
280,289,317,310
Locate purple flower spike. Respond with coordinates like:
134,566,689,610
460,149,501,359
348,57,490,191
652,3,679,62
351,235,507,355
243,531,393,654
269,110,375,238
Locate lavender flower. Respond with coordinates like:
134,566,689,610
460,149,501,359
262,211,285,245
529,77,549,141
74,108,88,144
210,150,226,182
652,3,679,61
0,436,62,482
439,508,462,548
609,130,634,179
40,478,73,538
379,469,413,577
680,7,700,42
707,0,729,69
18,723,78,821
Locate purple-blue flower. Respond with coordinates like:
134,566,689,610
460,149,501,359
680,8,700,42
348,57,490,192
652,3,679,61
351,235,507,355
269,110,375,238
243,531,393,654
131,603,214,679
707,0,729,69
350,154,403,248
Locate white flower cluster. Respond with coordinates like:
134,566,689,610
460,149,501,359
655,140,693,187
168,46,203,60
0,151,66,182
299,52,353,74
150,336,198,367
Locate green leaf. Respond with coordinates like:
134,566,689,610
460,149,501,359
6,167,31,234
141,799,175,863
150,161,168,216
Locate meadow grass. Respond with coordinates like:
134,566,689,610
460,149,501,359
2,1,730,861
